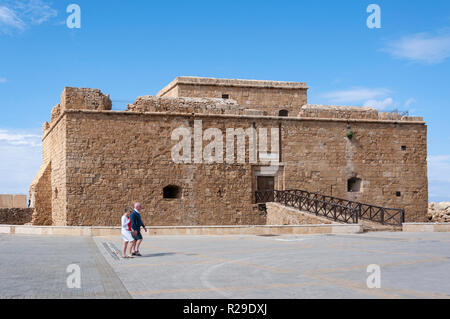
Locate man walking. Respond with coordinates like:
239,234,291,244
130,202,147,256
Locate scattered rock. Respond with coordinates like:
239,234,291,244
427,202,450,223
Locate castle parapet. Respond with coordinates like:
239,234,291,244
156,76,308,116
299,104,423,121
60,87,111,112
299,104,379,120
128,96,265,116
46,87,112,128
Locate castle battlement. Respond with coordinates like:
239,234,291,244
44,78,423,123
31,76,427,227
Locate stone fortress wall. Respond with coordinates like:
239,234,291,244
29,77,428,226
0,195,32,225
0,194,27,208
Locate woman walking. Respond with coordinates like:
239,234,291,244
121,207,136,258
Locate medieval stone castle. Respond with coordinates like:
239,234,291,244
29,76,428,226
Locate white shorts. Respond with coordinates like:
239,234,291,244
121,229,134,242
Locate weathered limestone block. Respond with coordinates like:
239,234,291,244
51,104,61,122
299,104,379,120
0,208,33,225
0,194,26,208
128,96,244,115
29,77,428,226
29,162,52,225
0,195,12,208
379,112,402,120
61,87,112,111
156,76,308,117
266,202,336,225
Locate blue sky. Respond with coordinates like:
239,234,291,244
0,0,449,202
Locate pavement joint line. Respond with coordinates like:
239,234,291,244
382,286,450,299
304,272,405,299
200,255,257,298
87,233,450,298
86,238,131,298
129,281,325,296
139,239,445,277
140,242,301,274
297,257,450,298
306,256,448,275
186,244,318,256
102,242,120,260
304,272,450,299
140,238,450,297
323,243,445,259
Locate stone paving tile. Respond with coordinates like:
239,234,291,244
0,234,129,298
1,232,450,298
94,232,450,299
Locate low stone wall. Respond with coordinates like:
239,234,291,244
266,202,337,225
0,223,362,236
403,223,450,232
0,194,27,208
0,208,33,225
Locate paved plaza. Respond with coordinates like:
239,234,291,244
0,232,449,298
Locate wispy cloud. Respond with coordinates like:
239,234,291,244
321,87,396,110
0,129,41,147
0,77,6,83
428,155,450,202
0,128,42,194
0,5,25,32
382,31,450,64
404,98,416,107
363,97,394,111
0,0,57,34
15,0,57,25
321,88,391,104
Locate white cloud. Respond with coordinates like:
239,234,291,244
0,128,42,194
428,155,450,202
404,98,416,107
321,87,398,110
15,0,57,25
363,97,394,110
0,77,6,83
0,0,57,34
0,129,41,147
382,32,450,64
321,87,391,104
0,5,25,32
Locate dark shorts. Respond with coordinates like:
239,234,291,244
132,230,143,240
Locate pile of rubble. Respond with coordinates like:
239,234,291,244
427,202,450,223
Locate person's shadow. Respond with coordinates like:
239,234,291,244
140,252,176,258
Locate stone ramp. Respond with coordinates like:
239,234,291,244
359,220,402,232
265,201,401,233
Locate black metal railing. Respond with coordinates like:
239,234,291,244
255,189,405,226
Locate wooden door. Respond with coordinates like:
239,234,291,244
257,176,274,202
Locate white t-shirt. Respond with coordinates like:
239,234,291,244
121,215,131,231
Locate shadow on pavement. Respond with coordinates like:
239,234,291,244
140,252,176,258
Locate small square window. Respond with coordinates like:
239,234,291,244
401,146,407,151
222,94,229,99
396,191,401,197
347,177,362,192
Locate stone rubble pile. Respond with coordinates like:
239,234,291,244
427,202,450,223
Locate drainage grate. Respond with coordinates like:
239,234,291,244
257,234,279,237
